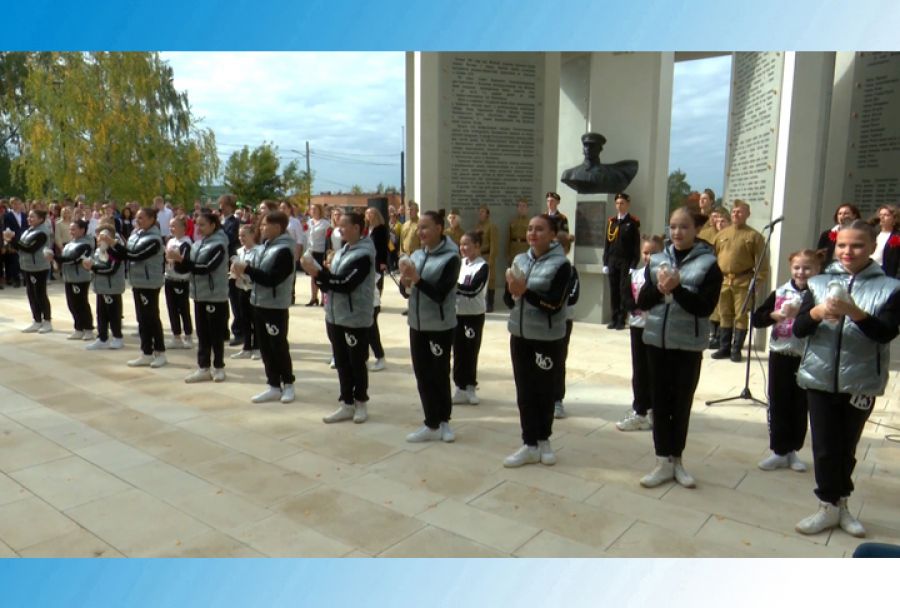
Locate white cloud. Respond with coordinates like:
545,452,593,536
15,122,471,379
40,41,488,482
161,52,406,192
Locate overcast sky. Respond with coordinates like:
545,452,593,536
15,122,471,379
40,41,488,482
162,52,731,196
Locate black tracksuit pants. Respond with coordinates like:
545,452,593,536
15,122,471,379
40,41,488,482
254,307,295,388
630,327,652,416
369,306,385,360
511,334,566,446
65,281,93,331
228,278,242,337
194,300,228,370
96,293,123,342
133,287,165,355
453,313,485,390
807,389,874,505
607,258,632,324
554,319,574,403
327,322,370,405
164,279,193,336
24,270,51,322
410,328,453,429
767,351,808,455
645,345,702,457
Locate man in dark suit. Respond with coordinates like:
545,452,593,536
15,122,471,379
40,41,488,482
603,193,641,330
3,197,27,287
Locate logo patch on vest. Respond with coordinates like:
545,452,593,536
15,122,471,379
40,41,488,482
345,332,358,347
266,323,280,336
535,352,553,370
464,325,476,339
103,295,114,305
429,340,444,357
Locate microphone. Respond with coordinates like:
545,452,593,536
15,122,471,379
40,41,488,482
764,216,784,230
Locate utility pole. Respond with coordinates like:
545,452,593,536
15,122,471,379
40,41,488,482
305,140,312,207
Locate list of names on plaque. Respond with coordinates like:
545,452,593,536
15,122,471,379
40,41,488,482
843,52,900,216
444,55,543,219
723,52,784,212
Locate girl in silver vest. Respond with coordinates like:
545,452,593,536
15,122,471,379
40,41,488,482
231,211,298,404
793,221,900,537
230,223,261,360
102,206,167,368
751,249,822,473
83,223,126,350
57,219,96,341
399,210,462,443
637,207,723,488
617,234,663,432
3,208,54,333
304,211,376,424
452,231,488,406
168,210,231,383
164,216,194,350
503,214,573,468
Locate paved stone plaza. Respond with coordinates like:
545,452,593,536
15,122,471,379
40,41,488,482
0,278,897,558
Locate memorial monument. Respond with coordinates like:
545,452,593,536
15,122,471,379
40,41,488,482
560,132,639,194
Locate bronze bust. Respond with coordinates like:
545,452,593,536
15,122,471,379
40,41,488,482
561,132,638,194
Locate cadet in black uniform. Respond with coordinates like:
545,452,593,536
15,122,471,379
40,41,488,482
603,193,641,330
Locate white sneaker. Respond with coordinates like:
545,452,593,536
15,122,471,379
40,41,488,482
673,458,696,488
22,321,42,333
323,403,355,423
230,350,252,359
640,457,675,488
787,451,808,472
67,330,85,340
504,444,540,468
440,421,455,443
406,425,442,443
280,384,296,403
353,402,368,424
251,386,282,403
369,358,386,372
538,440,557,465
85,339,110,350
82,330,96,341
554,401,567,419
329,357,336,369
37,321,53,334
465,386,479,405
109,337,124,350
758,452,790,471
185,368,212,383
212,368,226,383
166,338,185,350
838,497,866,537
183,335,194,349
796,501,840,535
451,388,469,405
127,354,154,367
616,412,651,431
150,353,167,368
251,350,261,360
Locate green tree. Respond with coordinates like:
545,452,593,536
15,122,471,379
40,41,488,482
350,184,364,195
8,52,216,203
667,169,692,211
281,159,313,205
223,142,281,205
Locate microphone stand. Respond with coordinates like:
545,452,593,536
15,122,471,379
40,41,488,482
705,220,779,407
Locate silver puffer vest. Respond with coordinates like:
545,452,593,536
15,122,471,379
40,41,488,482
17,222,54,272
642,241,719,352
325,237,376,329
126,225,165,289
407,235,460,332
507,241,571,341
250,233,296,310
796,261,900,396
60,235,95,283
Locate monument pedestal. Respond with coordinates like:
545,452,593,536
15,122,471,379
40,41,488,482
572,194,612,323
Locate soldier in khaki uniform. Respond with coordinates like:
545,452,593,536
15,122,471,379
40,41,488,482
446,209,464,245
400,201,420,255
507,198,530,265
476,205,499,312
712,200,768,362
